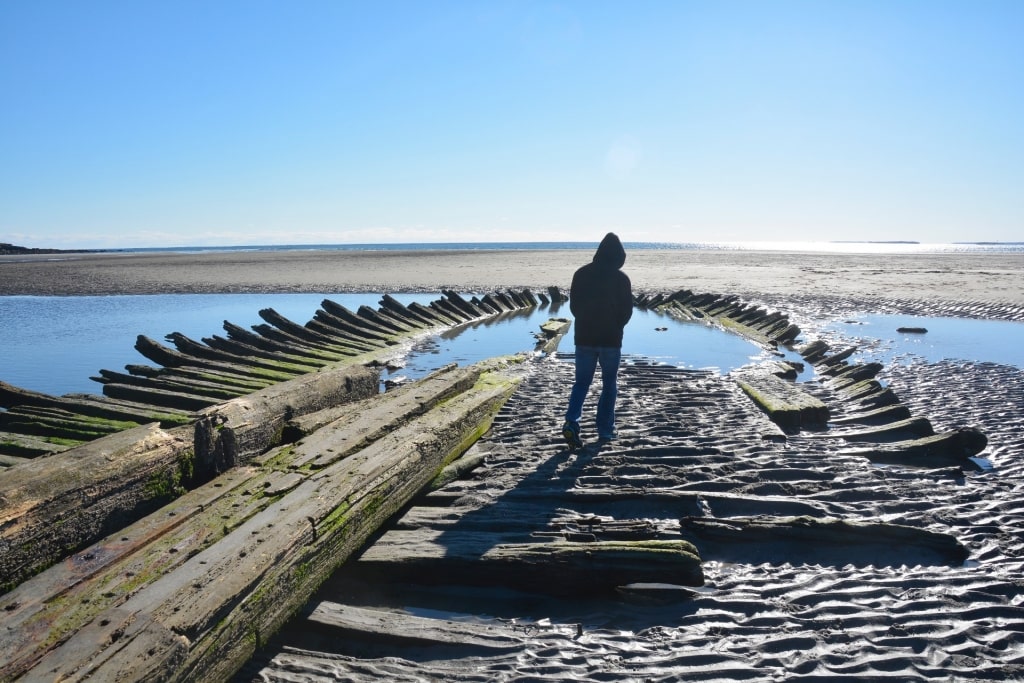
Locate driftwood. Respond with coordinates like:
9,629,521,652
0,361,523,683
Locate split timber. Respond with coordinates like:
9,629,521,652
0,286,989,682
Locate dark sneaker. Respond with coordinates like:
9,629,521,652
598,430,617,442
562,420,583,450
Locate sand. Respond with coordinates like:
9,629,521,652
2,249,1023,312
4,248,1024,680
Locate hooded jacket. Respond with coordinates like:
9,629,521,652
569,233,633,347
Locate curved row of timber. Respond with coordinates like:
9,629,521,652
0,287,988,682
635,289,988,468
0,289,556,463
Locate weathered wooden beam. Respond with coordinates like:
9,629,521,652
305,317,387,351
156,365,274,393
0,381,191,428
307,601,522,651
379,293,436,327
350,533,704,596
201,332,330,368
193,363,380,474
95,368,246,402
319,301,399,339
813,416,935,443
10,364,522,682
829,403,913,426
167,332,324,376
735,372,830,432
0,431,69,458
309,310,392,346
222,320,346,362
358,304,417,333
535,317,572,354
408,301,456,325
135,335,298,383
681,515,969,565
250,322,356,357
846,427,988,467
102,382,220,412
274,363,480,465
0,422,194,592
442,290,486,319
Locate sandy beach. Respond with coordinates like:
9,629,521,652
3,247,1024,681
2,248,1024,313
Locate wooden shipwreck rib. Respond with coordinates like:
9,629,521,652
0,290,550,588
0,290,543,462
0,286,988,682
635,289,988,467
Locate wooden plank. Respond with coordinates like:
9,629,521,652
10,368,521,683
806,416,935,443
0,423,193,592
193,363,380,473
735,372,829,432
307,602,521,651
846,427,988,467
274,364,480,467
681,515,969,566
828,403,913,426
0,452,33,467
166,331,324,375
0,430,73,458
319,299,401,338
350,532,704,596
222,320,348,362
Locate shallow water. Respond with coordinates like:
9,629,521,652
826,314,1024,369
3,295,1020,398
0,294,766,397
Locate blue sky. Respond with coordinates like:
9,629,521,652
2,1,1021,249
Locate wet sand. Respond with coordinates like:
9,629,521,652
4,248,1024,680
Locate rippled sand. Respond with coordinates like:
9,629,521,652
5,248,1022,680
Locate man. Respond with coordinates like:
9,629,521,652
562,232,633,447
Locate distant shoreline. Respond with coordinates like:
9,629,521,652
3,240,1024,259
0,243,98,256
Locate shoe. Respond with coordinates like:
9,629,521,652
598,431,617,442
562,420,583,450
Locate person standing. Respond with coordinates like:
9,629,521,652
562,232,633,447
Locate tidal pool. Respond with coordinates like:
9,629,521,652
0,294,766,397
4,295,1019,399
826,314,1024,369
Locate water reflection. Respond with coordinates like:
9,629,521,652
10,293,1014,401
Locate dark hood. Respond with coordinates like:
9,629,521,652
592,232,626,270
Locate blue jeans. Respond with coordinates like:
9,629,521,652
564,345,621,438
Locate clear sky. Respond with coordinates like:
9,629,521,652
2,1,1022,249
